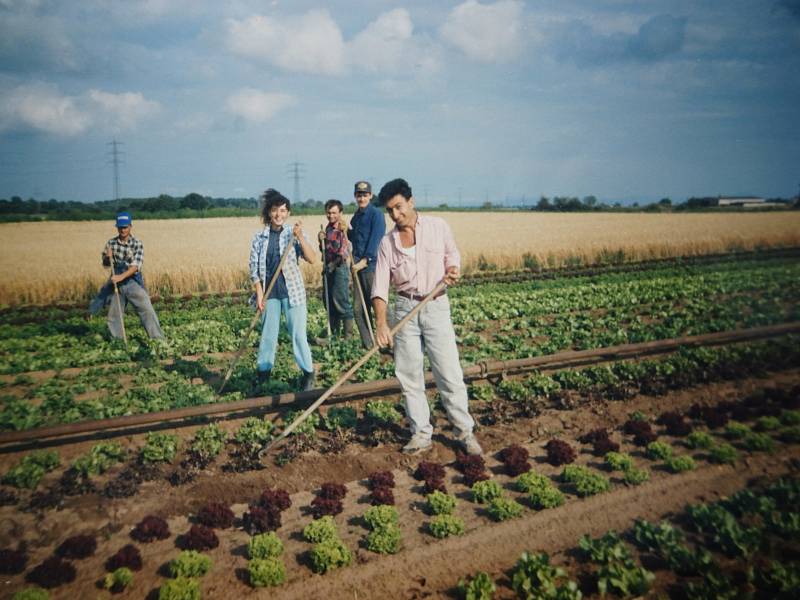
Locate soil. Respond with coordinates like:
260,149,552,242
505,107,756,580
1,369,799,599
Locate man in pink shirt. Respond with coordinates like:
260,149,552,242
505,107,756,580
371,178,483,456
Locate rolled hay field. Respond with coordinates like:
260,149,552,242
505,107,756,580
1,211,799,306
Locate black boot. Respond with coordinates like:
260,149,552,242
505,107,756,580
300,370,316,392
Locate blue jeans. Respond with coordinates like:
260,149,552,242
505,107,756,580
107,279,164,339
393,294,474,439
257,297,313,373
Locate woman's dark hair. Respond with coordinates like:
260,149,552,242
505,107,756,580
377,178,413,206
259,189,291,224
324,199,343,212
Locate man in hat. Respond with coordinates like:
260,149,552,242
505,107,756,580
371,178,483,456
90,212,164,339
348,180,385,348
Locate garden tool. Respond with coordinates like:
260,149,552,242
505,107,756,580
351,258,376,348
108,250,128,352
320,224,333,337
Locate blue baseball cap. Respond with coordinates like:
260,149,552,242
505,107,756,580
115,212,132,228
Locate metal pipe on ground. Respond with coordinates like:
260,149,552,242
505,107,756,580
0,321,798,448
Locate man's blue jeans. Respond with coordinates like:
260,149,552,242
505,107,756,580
257,297,313,374
107,279,164,339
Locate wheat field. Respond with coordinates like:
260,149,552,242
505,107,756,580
1,211,799,306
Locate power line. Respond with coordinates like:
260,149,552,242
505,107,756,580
107,139,124,207
286,160,306,204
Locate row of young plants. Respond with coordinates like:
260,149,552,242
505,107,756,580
456,474,800,599
3,381,798,597
1,254,796,379
3,335,797,508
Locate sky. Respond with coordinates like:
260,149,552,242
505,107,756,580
1,0,799,206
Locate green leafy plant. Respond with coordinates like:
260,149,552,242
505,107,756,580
457,571,496,600
471,480,503,504
309,538,351,573
12,590,50,600
686,430,714,449
323,406,357,430
140,432,180,464
234,417,273,447
3,450,60,489
687,502,761,557
469,383,495,403
724,421,750,439
366,524,402,554
645,441,673,460
283,410,320,437
248,532,283,559
248,557,285,587
743,432,775,453
497,379,528,402
604,451,634,472
303,516,338,543
103,567,133,592
516,472,564,509
633,519,714,576
429,514,465,538
664,455,696,473
158,576,200,600
780,410,800,426
169,550,212,578
487,496,524,521
364,401,402,425
363,505,399,529
426,491,457,515
190,423,227,459
560,465,611,497
580,532,654,597
709,443,738,464
754,416,781,431
510,551,581,600
623,467,650,485
754,560,800,595
73,442,125,477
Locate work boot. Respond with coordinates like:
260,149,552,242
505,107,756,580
402,434,433,455
300,370,316,392
343,319,354,339
457,432,484,456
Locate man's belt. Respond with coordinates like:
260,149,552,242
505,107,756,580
397,289,447,302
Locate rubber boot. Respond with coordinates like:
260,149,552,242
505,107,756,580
343,319,354,339
300,370,316,392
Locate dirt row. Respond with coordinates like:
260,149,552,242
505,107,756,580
1,369,799,598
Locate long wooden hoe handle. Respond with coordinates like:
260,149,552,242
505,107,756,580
218,238,294,394
351,259,376,347
320,224,332,337
259,280,448,457
108,251,128,352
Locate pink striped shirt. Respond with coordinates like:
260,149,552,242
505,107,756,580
371,213,460,302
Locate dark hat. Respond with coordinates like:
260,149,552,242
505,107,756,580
354,181,372,194
115,212,132,227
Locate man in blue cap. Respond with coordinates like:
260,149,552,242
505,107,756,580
89,212,164,339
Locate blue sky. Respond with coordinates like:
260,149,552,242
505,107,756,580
1,0,799,205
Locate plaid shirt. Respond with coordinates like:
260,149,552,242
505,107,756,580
249,226,310,307
324,223,350,266
102,235,144,273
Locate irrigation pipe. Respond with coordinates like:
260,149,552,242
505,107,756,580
1,321,798,448
218,236,293,394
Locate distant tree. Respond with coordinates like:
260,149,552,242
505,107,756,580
537,196,551,211
659,198,672,206
438,203,448,209
181,192,210,210
582,195,597,208
481,201,494,210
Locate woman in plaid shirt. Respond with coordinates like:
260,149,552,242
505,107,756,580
249,190,317,391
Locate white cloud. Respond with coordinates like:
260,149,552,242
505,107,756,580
0,82,90,135
87,90,161,131
225,10,345,76
226,88,293,123
348,8,414,71
0,83,161,136
440,0,525,63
